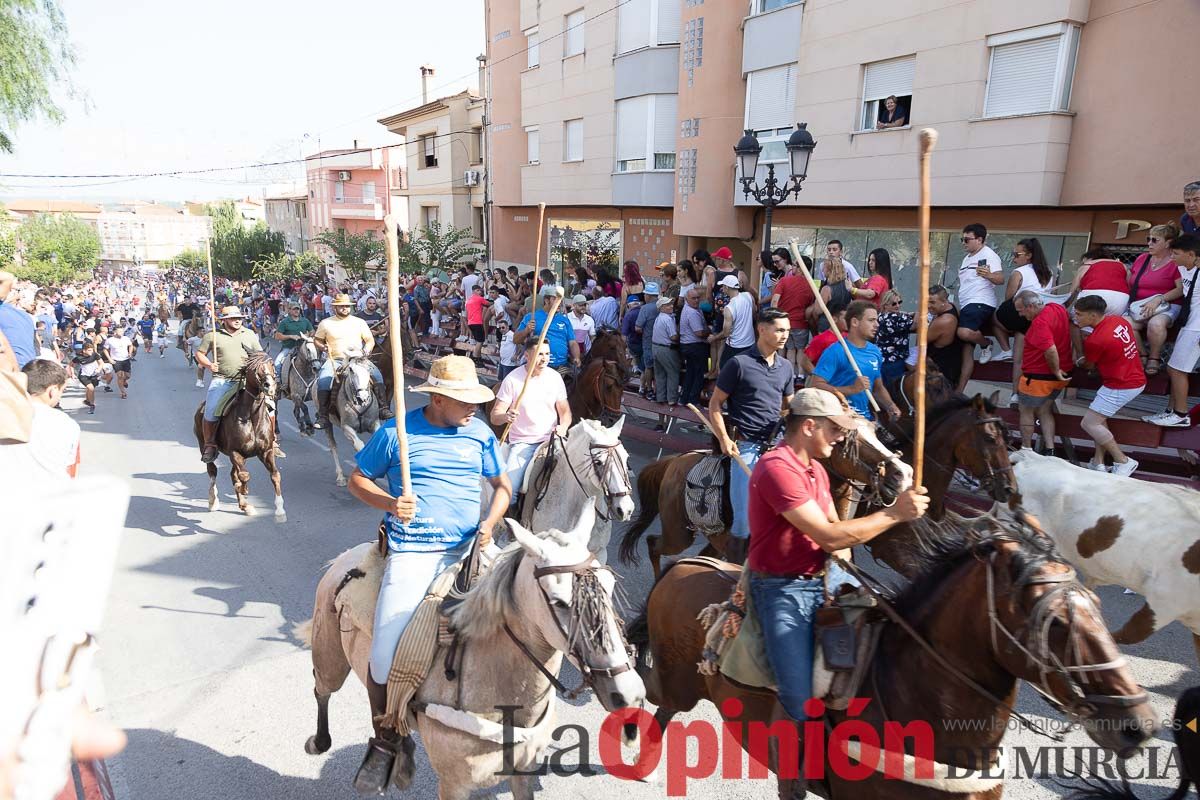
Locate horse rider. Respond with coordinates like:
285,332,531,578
708,307,796,563
514,285,580,381
195,305,283,463
746,388,927,746
273,301,315,381
488,338,571,510
346,354,512,794
314,293,392,427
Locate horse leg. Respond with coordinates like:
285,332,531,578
342,421,366,453
324,420,346,486
230,453,254,516
304,690,333,755
262,451,286,522
207,462,220,512
508,775,537,800
648,535,664,581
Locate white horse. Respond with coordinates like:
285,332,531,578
300,509,646,800
279,335,322,435
324,353,382,486
1007,449,1200,664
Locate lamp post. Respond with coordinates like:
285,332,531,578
734,123,816,291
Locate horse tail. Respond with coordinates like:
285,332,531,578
293,618,314,648
619,456,672,565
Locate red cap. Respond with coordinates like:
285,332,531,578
713,246,734,260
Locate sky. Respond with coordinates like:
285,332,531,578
0,0,487,202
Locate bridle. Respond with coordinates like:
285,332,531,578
893,402,1017,503
582,361,624,425
552,432,632,521
823,427,905,509
502,555,635,699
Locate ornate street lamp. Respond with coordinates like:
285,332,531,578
735,123,817,269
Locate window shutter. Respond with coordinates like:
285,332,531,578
617,0,650,54
423,136,435,157
526,129,539,163
862,56,914,101
616,97,650,162
653,95,678,155
746,65,797,131
657,0,681,44
565,10,585,55
984,36,1060,117
526,28,539,68
565,119,583,161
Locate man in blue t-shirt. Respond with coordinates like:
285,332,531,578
347,355,511,793
812,301,900,421
514,285,579,369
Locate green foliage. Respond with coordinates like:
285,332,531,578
314,228,385,279
161,247,206,271
0,0,77,153
206,200,285,279
294,250,323,277
398,221,482,275
10,211,98,284
0,227,16,267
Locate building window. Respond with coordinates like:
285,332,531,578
564,9,585,57
525,26,539,68
362,181,375,203
860,55,914,131
744,64,797,165
564,118,583,162
525,126,540,164
334,181,345,203
615,94,677,172
472,206,484,240
470,127,483,164
617,0,681,55
984,23,1080,118
420,134,438,168
421,205,440,228
756,0,801,12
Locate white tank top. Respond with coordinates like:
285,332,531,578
727,292,756,348
1013,264,1053,294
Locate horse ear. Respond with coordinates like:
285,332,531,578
971,393,986,412
508,519,548,560
609,414,625,435
986,390,1001,408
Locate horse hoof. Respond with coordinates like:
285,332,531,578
304,734,331,755
275,513,287,523
336,477,347,487
209,501,220,512
243,505,257,517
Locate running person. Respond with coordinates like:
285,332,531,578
137,312,155,354
103,326,135,399
71,341,105,414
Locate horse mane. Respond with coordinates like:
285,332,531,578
234,350,273,381
885,510,1063,619
894,393,997,451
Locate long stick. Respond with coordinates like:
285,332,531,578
686,403,752,476
384,215,412,496
787,239,880,413
205,236,218,373
914,128,939,489
530,202,546,311
501,287,564,444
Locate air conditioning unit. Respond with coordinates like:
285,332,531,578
463,169,480,187
337,170,351,182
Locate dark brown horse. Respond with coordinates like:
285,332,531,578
618,416,913,579
627,515,1155,799
192,351,286,521
883,361,956,428
584,327,632,380
568,358,625,426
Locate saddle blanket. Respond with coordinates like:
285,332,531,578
684,454,728,536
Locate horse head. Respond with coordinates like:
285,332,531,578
564,417,636,522
341,352,374,408
299,335,322,373
825,413,913,507
948,392,1017,503
240,350,277,409
505,512,646,712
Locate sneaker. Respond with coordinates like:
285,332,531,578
1086,461,1108,472
1008,396,1019,409
195,379,205,388
1111,459,1139,477
978,346,994,364
86,402,96,415
1148,412,1190,428
1141,410,1172,423
994,349,1013,362
103,385,113,393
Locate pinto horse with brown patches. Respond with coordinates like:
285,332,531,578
627,514,1156,800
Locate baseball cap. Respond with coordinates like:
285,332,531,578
539,285,559,298
571,294,588,304
718,275,741,289
713,246,734,260
644,281,660,295
788,389,857,430
656,295,674,307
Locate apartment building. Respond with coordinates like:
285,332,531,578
305,147,397,244
378,68,487,246
262,187,310,254
486,0,1198,304
95,203,211,269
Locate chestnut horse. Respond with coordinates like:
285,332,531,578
568,358,625,426
618,416,912,579
627,514,1156,799
584,328,632,380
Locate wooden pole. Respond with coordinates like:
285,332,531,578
529,202,547,312
686,403,752,476
501,286,564,444
914,128,939,489
205,236,218,373
786,239,880,413
384,215,412,496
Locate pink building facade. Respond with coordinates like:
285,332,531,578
305,148,399,277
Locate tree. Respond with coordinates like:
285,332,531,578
161,247,207,271
0,0,77,153
314,228,385,280
399,221,483,274
206,200,285,279
0,227,15,268
10,211,99,284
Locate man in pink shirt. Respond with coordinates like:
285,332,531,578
488,339,572,508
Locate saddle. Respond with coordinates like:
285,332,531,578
514,438,558,529
684,454,730,536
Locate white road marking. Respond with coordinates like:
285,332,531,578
277,417,357,469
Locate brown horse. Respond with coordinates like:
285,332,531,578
584,327,632,380
568,358,625,426
626,514,1155,799
618,416,913,579
192,351,286,521
883,361,956,428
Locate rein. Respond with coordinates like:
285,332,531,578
822,430,899,509
552,432,632,521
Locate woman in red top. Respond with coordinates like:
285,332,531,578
1076,294,1145,476
1125,222,1184,375
853,248,892,309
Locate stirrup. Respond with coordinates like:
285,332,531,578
353,736,398,795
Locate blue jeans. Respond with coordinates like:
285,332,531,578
203,376,237,422
370,541,471,682
317,357,383,391
729,441,765,538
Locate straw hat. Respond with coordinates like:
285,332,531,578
217,305,244,319
331,293,355,306
413,355,495,404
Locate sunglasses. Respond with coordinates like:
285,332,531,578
1148,237,1161,243
961,237,975,243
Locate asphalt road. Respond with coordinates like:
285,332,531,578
69,332,1194,800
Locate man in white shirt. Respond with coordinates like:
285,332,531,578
103,328,135,399
20,360,81,478
712,275,757,367
460,263,480,297
812,240,860,283
568,294,596,354
954,222,1006,392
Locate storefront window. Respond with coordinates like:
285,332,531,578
548,220,623,283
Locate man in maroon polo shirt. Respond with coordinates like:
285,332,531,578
747,388,929,723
